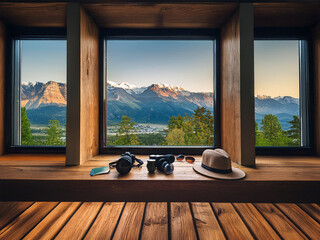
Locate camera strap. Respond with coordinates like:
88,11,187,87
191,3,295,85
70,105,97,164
109,157,144,168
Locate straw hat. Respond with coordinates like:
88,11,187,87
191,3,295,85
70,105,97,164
193,149,246,180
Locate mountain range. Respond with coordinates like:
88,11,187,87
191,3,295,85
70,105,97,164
21,81,299,130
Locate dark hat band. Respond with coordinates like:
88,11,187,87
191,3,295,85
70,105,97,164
201,163,233,174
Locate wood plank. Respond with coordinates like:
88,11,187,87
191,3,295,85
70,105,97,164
83,3,237,28
298,203,320,223
141,202,168,240
113,202,145,240
55,202,102,240
0,21,5,155
191,202,225,240
255,203,307,240
221,4,255,166
23,202,81,240
84,202,125,240
211,203,253,240
254,3,320,27
0,202,58,239
170,202,197,240
314,23,320,156
233,203,280,240
0,3,66,27
276,203,320,239
0,202,33,230
0,154,65,166
66,3,99,166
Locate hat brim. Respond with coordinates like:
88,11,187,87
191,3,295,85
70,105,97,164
193,162,246,180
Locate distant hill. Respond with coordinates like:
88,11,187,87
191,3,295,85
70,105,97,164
21,81,299,130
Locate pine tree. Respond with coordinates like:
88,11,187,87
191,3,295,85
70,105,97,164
255,122,266,146
114,115,140,145
165,128,185,145
287,115,301,146
46,120,64,145
260,114,285,146
21,107,33,145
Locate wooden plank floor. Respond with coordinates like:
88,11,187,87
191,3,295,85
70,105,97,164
0,202,319,240
0,154,319,202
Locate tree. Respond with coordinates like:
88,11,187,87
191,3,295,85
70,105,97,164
21,107,33,145
46,120,64,145
260,114,286,146
255,122,267,146
165,128,185,145
114,115,140,145
165,107,214,146
287,115,301,146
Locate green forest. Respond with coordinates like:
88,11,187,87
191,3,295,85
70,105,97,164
21,106,301,147
21,107,65,146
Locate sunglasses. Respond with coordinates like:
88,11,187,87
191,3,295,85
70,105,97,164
176,155,195,163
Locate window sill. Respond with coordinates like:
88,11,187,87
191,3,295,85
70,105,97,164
0,154,319,202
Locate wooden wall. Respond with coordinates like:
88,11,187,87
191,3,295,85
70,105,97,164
66,3,99,165
314,23,320,155
221,4,255,166
0,21,5,155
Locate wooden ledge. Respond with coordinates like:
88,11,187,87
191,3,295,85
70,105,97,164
0,154,319,202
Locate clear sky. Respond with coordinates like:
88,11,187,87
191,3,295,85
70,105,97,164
107,40,214,92
21,40,66,84
255,40,299,98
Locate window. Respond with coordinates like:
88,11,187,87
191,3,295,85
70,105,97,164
12,39,67,147
102,31,219,154
254,39,310,149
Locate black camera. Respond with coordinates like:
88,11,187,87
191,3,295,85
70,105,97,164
149,154,175,174
110,152,143,174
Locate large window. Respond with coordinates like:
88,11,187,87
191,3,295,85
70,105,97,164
12,39,67,147
254,39,309,148
103,38,217,150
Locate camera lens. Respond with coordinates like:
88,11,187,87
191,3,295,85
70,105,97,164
116,155,133,174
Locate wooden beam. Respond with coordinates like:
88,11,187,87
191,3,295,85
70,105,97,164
66,3,99,165
314,22,320,155
0,21,5,156
220,3,255,166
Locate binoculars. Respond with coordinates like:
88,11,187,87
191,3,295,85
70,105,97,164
148,154,175,174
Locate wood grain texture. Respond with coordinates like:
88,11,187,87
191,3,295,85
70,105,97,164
255,203,308,240
0,21,5,156
83,3,237,28
84,202,125,240
79,6,99,164
23,202,81,240
298,203,320,223
141,202,168,240
0,202,33,230
254,3,320,27
220,4,255,166
233,203,280,240
66,4,99,166
0,155,320,202
314,23,320,156
113,202,145,240
276,203,320,239
0,3,66,27
170,202,197,240
212,203,253,240
55,202,103,240
0,202,58,239
191,202,225,240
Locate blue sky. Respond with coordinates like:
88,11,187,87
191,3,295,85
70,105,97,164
21,40,66,84
20,39,300,97
255,40,299,98
107,40,214,92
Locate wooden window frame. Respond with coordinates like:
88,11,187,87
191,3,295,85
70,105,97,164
254,28,314,156
99,28,221,155
5,27,66,153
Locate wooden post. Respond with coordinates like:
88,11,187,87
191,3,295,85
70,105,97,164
66,3,99,165
0,21,5,156
220,3,255,166
314,22,320,155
